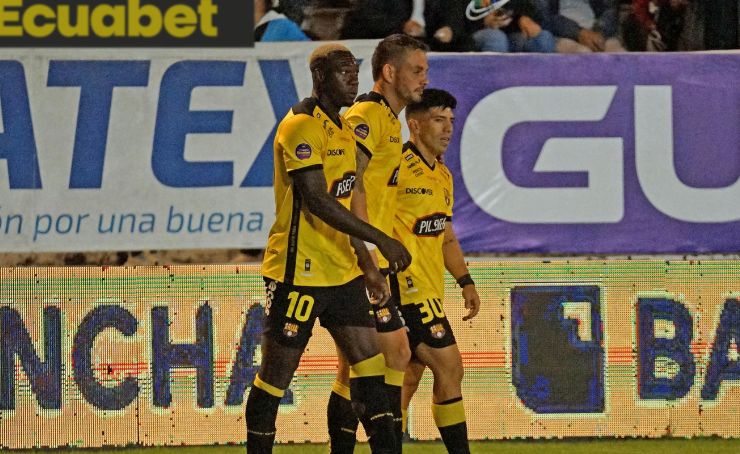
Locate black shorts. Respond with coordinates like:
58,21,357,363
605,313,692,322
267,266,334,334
372,293,406,333
262,276,375,349
398,297,456,351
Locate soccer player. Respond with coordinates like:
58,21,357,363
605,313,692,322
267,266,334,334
327,34,429,453
396,89,481,453
245,43,411,454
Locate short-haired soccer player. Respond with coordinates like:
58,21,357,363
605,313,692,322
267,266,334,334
397,88,481,453
245,43,411,454
327,34,430,454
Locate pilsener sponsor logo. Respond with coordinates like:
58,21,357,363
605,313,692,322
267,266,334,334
413,212,447,236
0,0,252,46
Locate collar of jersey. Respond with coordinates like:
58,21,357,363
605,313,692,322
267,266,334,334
312,97,344,129
404,141,436,170
356,91,398,119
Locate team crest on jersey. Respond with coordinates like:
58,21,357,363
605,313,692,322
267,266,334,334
321,119,335,138
430,323,446,339
295,143,312,160
354,123,370,139
375,307,392,324
444,188,451,206
283,322,299,338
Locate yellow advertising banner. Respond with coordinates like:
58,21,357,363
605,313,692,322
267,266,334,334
0,260,738,448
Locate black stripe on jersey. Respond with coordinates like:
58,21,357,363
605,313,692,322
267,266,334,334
284,189,303,285
288,164,323,176
356,141,372,159
288,164,323,175
387,166,399,186
354,91,398,118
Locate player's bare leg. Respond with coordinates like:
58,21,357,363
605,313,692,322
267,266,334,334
401,359,426,435
414,343,469,454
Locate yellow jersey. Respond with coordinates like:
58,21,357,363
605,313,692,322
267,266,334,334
262,98,362,287
393,142,454,305
344,92,403,267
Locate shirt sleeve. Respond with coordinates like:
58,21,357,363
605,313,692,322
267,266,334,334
344,102,386,159
278,115,326,173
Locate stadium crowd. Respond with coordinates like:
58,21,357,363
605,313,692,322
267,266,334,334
259,0,739,52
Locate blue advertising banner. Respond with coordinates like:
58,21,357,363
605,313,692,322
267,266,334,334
0,46,737,254
433,53,740,254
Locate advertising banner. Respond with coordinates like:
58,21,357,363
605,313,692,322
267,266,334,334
0,0,253,47
0,260,738,448
435,53,740,254
0,47,738,253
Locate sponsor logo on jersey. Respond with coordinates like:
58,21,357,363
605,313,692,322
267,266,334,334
405,153,415,161
327,148,345,156
375,307,392,324
295,143,312,160
389,135,400,143
354,123,369,139
283,322,299,338
405,187,433,196
430,323,446,339
330,171,356,198
413,213,447,236
388,166,399,186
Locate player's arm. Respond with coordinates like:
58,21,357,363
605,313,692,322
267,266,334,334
442,222,480,321
350,147,380,264
349,148,390,303
291,168,410,272
351,147,389,304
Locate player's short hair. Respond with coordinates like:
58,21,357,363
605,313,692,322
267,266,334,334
371,34,429,81
405,88,457,118
309,43,354,72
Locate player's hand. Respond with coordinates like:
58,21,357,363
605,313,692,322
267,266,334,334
578,29,605,52
461,285,481,321
376,236,412,273
364,266,391,306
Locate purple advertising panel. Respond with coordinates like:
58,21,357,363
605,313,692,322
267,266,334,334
430,53,740,254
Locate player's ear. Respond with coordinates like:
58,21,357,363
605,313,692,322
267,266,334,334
312,67,326,84
407,117,419,135
381,63,394,83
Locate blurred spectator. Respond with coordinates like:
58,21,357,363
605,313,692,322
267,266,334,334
622,0,689,51
341,0,474,51
468,0,556,52
536,0,626,52
254,0,311,42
